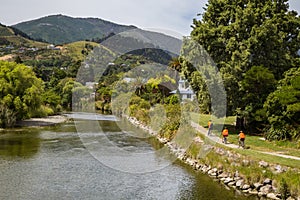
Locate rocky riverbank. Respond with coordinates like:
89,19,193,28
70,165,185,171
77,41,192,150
126,116,299,200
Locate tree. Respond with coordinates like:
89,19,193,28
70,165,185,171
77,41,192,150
56,78,88,109
239,66,276,130
264,67,300,140
191,0,300,129
0,61,44,124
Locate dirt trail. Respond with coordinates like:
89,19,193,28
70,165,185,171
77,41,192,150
191,122,300,161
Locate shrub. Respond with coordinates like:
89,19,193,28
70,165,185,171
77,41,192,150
280,178,290,200
0,105,16,128
265,126,291,141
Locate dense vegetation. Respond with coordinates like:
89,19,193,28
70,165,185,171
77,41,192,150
0,61,44,127
173,0,300,141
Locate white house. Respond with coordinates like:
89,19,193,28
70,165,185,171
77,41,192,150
170,78,196,101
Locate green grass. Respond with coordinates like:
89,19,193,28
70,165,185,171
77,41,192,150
190,112,236,128
187,141,300,196
64,41,100,61
225,134,300,157
1,35,47,48
181,112,300,196
190,112,300,157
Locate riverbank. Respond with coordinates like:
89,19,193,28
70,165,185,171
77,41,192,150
126,115,300,200
15,115,68,127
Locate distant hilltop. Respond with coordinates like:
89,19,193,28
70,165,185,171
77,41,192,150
12,14,137,45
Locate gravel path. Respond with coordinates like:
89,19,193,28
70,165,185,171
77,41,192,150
191,122,300,161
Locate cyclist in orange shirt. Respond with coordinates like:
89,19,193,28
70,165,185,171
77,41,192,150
238,130,246,149
221,127,229,144
207,120,213,136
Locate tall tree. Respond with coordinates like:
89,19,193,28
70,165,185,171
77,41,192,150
191,0,300,129
264,67,300,140
240,66,276,131
0,61,44,123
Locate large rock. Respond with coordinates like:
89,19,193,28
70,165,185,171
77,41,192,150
249,189,259,195
266,193,280,200
224,177,234,184
241,184,251,190
207,169,217,177
242,159,250,166
212,168,218,173
235,180,244,188
258,192,265,197
228,181,236,187
233,170,239,177
259,161,269,168
263,178,272,185
253,182,263,190
218,172,229,179
260,185,273,195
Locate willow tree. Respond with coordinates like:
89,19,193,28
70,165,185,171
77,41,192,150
0,61,44,126
191,0,300,130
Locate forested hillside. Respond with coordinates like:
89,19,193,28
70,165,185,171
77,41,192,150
13,14,137,44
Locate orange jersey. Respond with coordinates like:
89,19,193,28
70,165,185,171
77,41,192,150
239,132,245,139
208,121,211,128
222,129,228,136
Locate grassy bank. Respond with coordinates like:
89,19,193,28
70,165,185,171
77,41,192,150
185,113,300,198
185,140,300,197
191,113,300,157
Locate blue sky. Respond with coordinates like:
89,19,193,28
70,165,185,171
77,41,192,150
1,0,299,37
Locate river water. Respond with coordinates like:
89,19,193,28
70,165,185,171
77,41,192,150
0,114,257,200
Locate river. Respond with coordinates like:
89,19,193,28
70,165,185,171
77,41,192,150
0,114,257,200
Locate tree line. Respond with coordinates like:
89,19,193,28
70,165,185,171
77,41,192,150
173,0,300,141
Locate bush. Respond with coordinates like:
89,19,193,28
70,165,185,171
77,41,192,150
280,178,290,200
30,105,54,118
265,126,291,141
0,105,16,128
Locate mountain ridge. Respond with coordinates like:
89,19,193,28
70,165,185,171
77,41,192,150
12,14,138,44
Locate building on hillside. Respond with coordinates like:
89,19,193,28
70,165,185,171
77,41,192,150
170,78,196,101
85,82,98,89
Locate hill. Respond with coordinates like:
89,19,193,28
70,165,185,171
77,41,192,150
13,14,137,44
0,23,47,48
12,15,182,54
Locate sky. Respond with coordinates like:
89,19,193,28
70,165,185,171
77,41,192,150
1,0,300,37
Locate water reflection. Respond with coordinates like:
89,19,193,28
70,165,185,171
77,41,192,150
0,128,40,158
0,115,257,200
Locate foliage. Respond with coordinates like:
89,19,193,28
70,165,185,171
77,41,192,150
128,95,151,124
265,126,291,141
280,178,290,200
0,104,16,128
264,67,300,140
0,61,44,123
177,38,227,118
191,0,300,130
158,104,182,140
239,66,276,130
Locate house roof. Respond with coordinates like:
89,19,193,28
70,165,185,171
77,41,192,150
170,88,195,95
